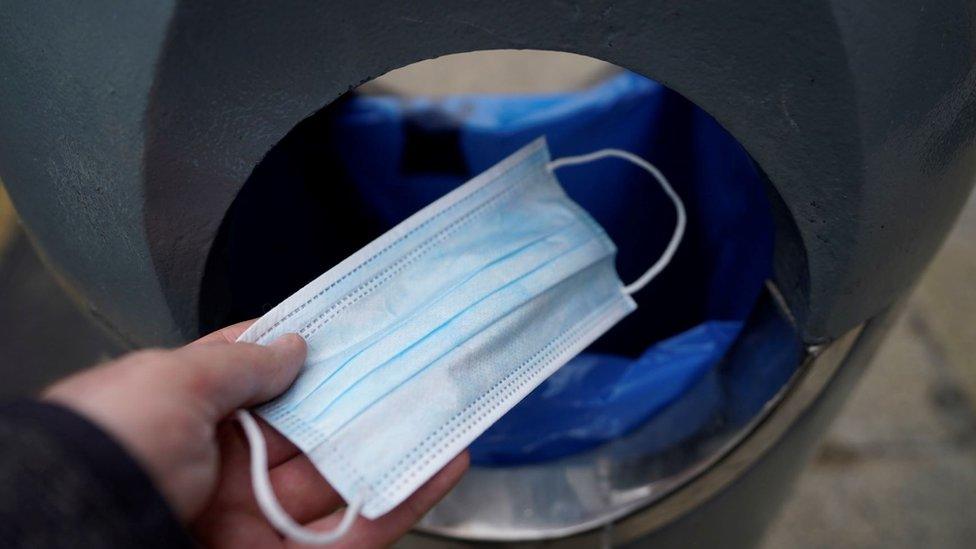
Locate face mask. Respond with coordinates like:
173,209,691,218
235,137,686,544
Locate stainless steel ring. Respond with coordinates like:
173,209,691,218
402,306,861,546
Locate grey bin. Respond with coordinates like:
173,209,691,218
1,2,974,547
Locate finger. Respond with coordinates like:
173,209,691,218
196,421,265,514
257,415,302,467
288,452,470,549
226,413,304,468
220,418,303,491
201,420,304,520
268,454,343,523
193,507,283,549
192,318,259,346
171,334,306,419
215,422,338,523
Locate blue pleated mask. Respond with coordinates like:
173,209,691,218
235,137,685,544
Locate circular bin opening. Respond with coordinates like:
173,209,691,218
200,50,803,539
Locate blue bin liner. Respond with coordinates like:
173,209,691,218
325,72,774,465
471,321,740,464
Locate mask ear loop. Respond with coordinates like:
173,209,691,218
236,410,363,545
546,149,686,295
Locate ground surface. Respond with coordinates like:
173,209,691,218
759,187,976,549
0,51,973,547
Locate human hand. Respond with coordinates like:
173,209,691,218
44,320,469,547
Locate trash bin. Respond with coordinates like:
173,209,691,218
1,3,974,546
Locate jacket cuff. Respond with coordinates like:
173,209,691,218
0,400,193,548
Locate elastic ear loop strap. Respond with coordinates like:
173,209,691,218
546,149,686,295
237,410,363,545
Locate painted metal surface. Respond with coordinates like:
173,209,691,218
1,1,974,345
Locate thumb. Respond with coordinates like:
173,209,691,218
171,333,307,420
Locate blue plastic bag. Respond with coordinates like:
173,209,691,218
325,72,774,465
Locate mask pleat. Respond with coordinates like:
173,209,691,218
301,233,612,434
277,172,581,406
286,218,593,412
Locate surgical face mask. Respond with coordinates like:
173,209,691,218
235,137,686,544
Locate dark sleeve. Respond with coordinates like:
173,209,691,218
0,401,194,548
